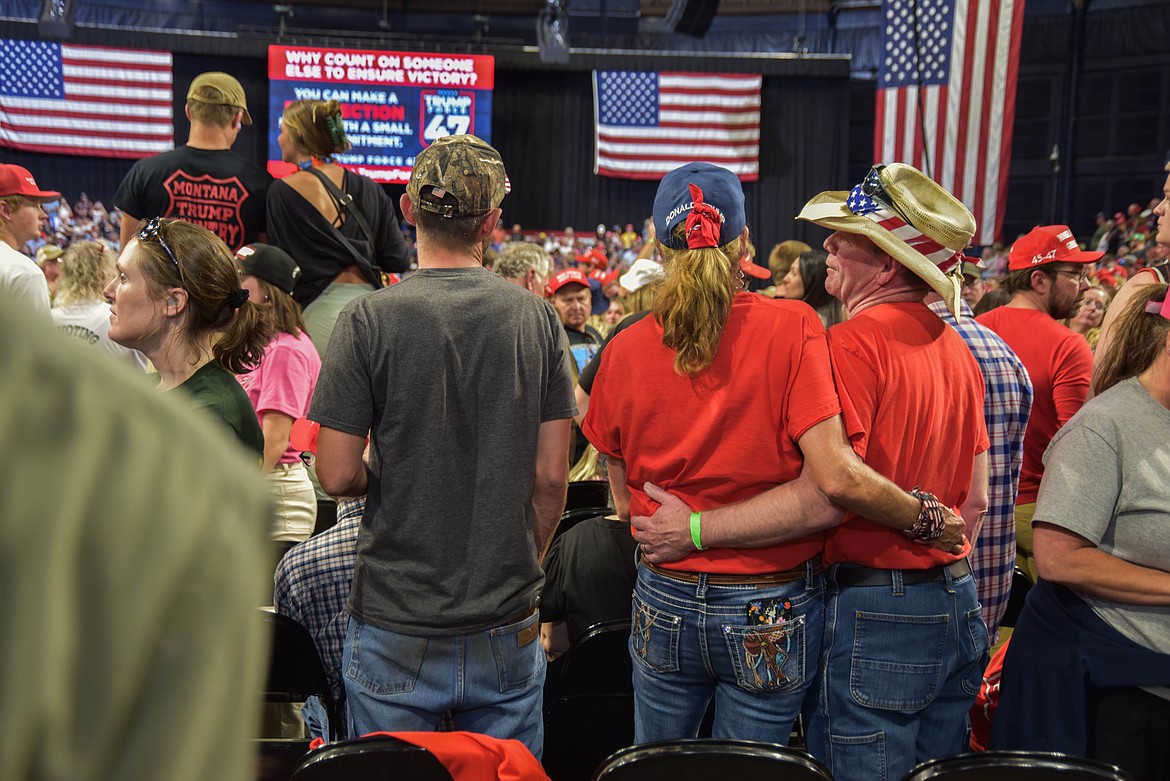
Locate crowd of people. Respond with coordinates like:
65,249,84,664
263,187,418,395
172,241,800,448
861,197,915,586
2,68,1168,781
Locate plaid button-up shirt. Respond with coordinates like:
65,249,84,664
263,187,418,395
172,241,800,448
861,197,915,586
928,300,1032,641
274,496,365,703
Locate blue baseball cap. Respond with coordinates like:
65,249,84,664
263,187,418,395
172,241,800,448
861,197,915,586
653,162,746,250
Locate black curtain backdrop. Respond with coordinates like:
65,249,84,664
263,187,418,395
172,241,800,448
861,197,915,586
2,55,849,257
490,68,849,258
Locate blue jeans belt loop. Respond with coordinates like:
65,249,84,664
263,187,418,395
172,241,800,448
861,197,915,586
833,557,971,588
641,554,822,586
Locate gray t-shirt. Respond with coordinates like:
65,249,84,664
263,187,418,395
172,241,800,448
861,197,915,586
310,267,576,635
1034,376,1170,654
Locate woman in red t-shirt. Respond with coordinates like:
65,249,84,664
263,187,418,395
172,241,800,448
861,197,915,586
583,162,842,744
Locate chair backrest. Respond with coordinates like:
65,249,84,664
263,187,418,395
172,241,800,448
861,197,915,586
291,735,454,781
1001,568,1034,628
565,480,611,512
591,739,833,781
544,620,635,781
313,498,338,536
901,750,1135,781
552,506,614,546
262,610,342,740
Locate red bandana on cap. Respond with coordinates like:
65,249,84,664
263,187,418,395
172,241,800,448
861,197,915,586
685,183,723,249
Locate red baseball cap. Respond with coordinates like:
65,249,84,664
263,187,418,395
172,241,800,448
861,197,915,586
740,258,771,280
546,268,590,296
0,164,60,200
601,269,621,288
574,248,607,269
1007,225,1102,271
289,417,320,455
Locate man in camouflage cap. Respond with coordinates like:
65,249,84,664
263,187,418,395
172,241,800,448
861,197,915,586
311,135,574,756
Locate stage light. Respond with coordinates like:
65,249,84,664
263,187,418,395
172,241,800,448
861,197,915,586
537,0,570,65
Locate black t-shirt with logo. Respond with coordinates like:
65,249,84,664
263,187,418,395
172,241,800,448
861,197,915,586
114,146,273,251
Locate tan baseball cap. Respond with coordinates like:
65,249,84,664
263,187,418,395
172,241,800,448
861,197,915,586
187,72,253,125
406,134,509,218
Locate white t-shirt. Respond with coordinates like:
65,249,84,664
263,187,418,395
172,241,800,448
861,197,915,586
52,300,148,371
0,242,50,318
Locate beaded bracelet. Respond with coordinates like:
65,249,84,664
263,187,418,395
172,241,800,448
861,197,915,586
903,487,947,542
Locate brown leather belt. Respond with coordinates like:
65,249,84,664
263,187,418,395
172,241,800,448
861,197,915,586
507,604,538,625
641,555,822,586
832,557,972,588
506,604,539,647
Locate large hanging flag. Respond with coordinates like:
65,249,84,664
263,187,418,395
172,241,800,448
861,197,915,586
874,0,1025,245
0,39,173,159
593,70,761,181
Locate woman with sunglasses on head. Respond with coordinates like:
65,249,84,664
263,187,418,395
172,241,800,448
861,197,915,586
234,243,322,554
990,283,1170,781
267,99,409,358
105,217,276,458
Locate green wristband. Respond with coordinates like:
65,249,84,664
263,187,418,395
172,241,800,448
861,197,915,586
690,511,705,551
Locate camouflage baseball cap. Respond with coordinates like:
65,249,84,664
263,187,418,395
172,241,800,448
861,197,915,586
407,134,509,218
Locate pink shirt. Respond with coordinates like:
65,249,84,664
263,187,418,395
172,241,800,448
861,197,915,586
237,330,322,464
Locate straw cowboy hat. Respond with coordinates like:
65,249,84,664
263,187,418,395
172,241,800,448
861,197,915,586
796,163,976,316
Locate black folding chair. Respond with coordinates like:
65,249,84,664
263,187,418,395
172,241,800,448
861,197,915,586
544,620,635,781
290,735,454,781
262,610,343,741
591,738,833,781
901,750,1135,780
551,506,614,546
565,480,611,512
1000,568,1034,629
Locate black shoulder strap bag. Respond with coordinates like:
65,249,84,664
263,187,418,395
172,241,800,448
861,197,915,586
303,167,383,289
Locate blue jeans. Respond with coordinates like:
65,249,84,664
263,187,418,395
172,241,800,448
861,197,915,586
630,559,824,744
805,562,989,781
342,611,546,758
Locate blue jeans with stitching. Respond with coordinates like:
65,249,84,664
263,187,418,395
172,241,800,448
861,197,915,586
630,559,824,744
342,611,545,758
804,562,989,781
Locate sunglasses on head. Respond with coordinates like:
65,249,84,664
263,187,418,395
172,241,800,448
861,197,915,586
860,164,916,228
137,217,180,276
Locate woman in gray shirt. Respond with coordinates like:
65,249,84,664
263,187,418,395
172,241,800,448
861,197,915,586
991,282,1170,780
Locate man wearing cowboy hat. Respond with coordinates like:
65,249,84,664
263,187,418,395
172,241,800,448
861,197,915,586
794,163,990,781
631,163,990,781
976,225,1099,583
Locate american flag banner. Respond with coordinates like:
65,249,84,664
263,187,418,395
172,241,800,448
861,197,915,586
593,70,762,181
874,0,1024,245
0,39,173,160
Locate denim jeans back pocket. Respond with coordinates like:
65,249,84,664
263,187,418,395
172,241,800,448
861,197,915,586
630,594,681,673
489,612,544,693
346,621,428,696
850,610,947,710
722,615,806,693
961,606,990,696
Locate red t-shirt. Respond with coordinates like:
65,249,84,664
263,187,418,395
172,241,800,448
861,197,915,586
583,293,840,574
825,302,988,569
976,306,1092,503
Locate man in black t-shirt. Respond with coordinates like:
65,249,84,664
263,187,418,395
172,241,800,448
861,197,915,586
115,72,272,252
